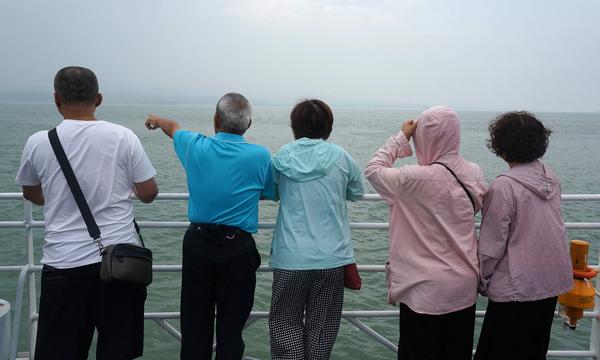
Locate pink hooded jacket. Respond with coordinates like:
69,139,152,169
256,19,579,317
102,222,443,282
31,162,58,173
478,160,572,302
365,106,487,315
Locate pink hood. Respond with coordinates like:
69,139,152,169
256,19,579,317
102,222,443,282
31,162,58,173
414,106,484,210
500,160,559,200
413,106,461,166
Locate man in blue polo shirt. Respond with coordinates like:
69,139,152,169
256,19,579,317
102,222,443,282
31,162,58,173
145,93,274,360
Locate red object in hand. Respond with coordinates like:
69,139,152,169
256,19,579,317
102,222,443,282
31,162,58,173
344,263,362,290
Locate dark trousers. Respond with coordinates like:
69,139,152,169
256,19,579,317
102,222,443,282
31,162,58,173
474,297,558,360
180,224,261,360
35,263,146,360
398,303,476,360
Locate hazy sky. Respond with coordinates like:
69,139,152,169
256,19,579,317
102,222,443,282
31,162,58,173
1,0,599,111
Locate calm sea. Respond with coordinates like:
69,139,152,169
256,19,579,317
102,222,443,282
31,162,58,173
0,104,598,359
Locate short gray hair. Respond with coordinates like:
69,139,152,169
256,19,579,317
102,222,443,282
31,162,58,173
216,93,252,134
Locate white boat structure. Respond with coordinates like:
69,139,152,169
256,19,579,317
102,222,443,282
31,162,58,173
0,192,599,359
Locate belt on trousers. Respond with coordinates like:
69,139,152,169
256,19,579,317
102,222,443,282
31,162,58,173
192,223,251,239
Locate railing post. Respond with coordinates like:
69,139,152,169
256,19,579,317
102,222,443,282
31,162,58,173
591,249,600,359
10,265,30,360
24,201,38,359
0,299,10,360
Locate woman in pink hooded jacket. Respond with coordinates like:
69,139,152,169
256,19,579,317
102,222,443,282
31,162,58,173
474,112,572,360
365,106,487,360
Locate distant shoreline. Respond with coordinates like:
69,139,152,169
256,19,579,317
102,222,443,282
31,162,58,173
0,102,598,115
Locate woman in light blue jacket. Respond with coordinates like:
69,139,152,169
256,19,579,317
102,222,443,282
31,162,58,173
268,99,364,360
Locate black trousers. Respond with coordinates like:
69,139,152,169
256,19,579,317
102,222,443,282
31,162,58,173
474,297,558,360
398,303,476,360
180,224,261,360
35,263,146,360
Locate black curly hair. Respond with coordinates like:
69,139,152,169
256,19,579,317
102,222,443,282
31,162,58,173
487,111,552,163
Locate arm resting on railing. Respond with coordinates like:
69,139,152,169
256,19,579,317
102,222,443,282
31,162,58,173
134,178,159,203
22,185,44,205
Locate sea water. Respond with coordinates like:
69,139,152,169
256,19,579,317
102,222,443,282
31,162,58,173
0,104,598,359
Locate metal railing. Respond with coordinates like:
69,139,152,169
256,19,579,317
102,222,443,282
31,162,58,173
0,192,599,359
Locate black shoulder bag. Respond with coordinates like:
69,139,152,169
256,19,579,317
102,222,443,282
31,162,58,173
431,162,476,213
48,128,153,286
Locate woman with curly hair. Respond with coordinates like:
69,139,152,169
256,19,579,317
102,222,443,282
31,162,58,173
474,111,572,360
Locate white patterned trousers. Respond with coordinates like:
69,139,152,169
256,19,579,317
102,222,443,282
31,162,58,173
269,267,345,360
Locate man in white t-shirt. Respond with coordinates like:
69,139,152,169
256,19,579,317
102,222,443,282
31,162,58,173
15,66,158,359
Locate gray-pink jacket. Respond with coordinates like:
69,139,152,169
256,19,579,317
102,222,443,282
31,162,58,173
478,160,572,302
366,106,487,315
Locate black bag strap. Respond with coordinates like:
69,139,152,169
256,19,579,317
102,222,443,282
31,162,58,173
48,128,103,253
48,128,146,254
431,162,476,212
133,218,146,248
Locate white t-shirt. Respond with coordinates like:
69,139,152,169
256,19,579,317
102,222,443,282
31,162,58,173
15,119,156,269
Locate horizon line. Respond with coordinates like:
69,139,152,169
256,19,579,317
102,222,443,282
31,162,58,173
0,100,598,115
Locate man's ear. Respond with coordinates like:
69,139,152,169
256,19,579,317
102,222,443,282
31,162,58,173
247,118,252,131
53,92,61,108
214,112,221,132
95,93,103,107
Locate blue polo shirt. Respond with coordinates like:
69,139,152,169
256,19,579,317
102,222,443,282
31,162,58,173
173,130,274,233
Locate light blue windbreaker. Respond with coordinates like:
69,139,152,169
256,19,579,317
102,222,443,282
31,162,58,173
269,138,364,270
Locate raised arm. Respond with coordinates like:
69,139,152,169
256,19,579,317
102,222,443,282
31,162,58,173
364,120,416,201
145,114,181,139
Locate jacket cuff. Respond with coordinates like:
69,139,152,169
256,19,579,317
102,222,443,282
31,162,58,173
389,132,413,158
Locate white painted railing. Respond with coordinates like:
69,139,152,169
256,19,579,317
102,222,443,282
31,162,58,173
0,193,599,359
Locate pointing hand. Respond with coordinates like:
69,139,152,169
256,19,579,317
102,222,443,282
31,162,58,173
145,115,162,131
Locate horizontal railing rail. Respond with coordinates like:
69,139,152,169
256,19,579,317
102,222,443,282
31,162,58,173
2,194,600,231
1,193,599,360
2,192,600,201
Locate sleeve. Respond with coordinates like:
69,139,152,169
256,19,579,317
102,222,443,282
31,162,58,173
269,163,281,201
173,130,199,167
345,153,365,201
15,136,42,186
129,132,157,183
364,132,413,202
473,166,488,214
260,156,277,201
478,254,500,295
477,179,514,293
